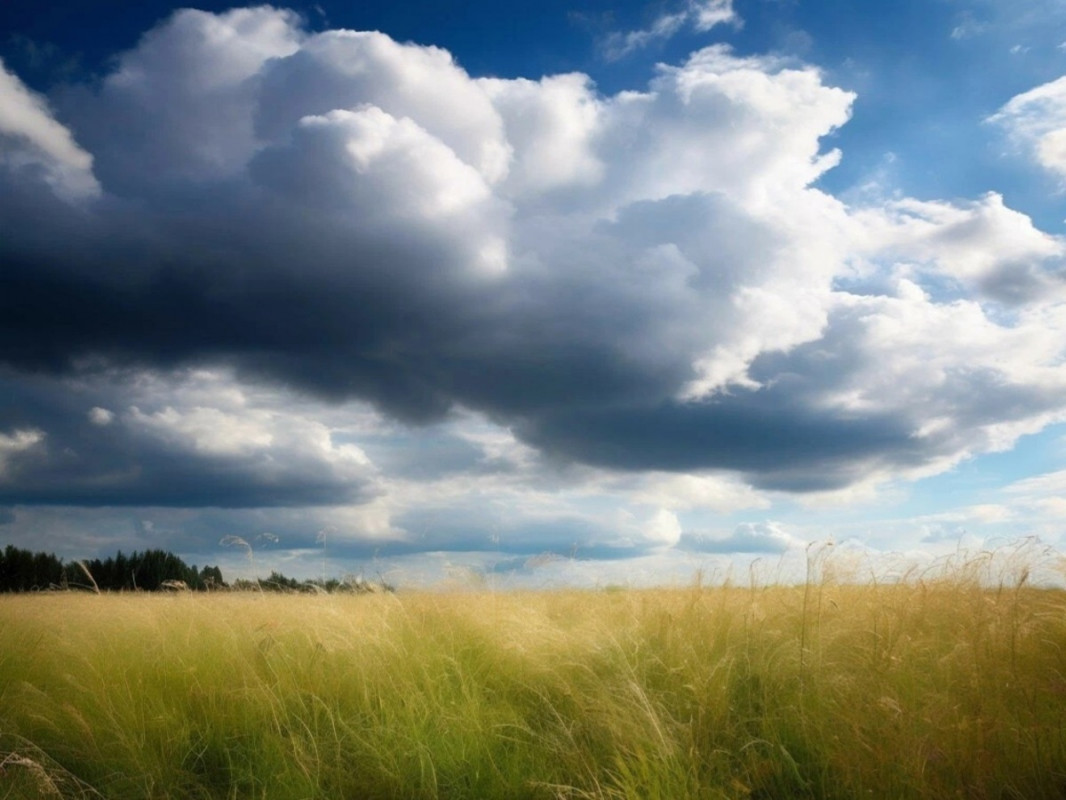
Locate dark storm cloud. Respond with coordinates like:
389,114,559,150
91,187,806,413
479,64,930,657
0,158,790,451
0,454,371,508
0,126,747,434
517,392,921,491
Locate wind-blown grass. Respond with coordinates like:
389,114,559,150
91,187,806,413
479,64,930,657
2,554,1066,798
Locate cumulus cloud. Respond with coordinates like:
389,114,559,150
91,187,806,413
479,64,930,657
480,73,604,196
855,192,1066,305
0,4,1064,531
739,281,1066,485
989,74,1066,182
253,29,511,184
57,7,303,192
0,369,379,507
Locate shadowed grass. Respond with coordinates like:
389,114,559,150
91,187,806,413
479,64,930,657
1,556,1066,798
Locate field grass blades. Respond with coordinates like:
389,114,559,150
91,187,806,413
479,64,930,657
2,564,1066,798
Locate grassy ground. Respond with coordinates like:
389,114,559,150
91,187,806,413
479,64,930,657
2,564,1066,798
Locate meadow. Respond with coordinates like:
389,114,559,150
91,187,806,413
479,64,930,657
2,548,1066,799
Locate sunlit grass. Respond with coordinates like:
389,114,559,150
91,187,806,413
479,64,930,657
2,548,1066,798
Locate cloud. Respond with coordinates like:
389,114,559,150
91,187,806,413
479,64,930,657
602,0,740,61
0,4,1063,532
87,407,114,426
988,74,1066,183
644,508,683,546
517,392,926,491
626,472,770,513
0,58,98,198
681,521,803,553
854,192,1066,306
1004,468,1066,496
0,428,44,479
480,73,604,196
56,7,303,192
739,282,1066,484
0,369,379,507
950,17,989,40
253,29,510,184
690,0,740,31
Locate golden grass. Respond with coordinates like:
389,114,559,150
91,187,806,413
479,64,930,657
1,566,1065,798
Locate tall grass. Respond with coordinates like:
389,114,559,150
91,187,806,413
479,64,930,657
2,550,1066,798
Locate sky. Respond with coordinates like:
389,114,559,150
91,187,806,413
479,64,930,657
2,0,1066,587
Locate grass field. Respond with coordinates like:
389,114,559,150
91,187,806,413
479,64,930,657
2,551,1066,798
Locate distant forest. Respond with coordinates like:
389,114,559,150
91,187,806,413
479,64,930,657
0,545,224,592
0,545,393,593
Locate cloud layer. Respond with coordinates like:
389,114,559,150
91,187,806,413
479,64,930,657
1,7,1065,568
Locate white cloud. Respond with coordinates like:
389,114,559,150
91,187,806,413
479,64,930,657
252,106,508,276
855,192,1066,305
128,405,275,456
988,74,1066,182
254,29,510,184
0,429,44,478
801,283,1066,450
923,503,1015,524
0,59,98,198
60,7,302,192
0,367,382,510
682,521,804,554
601,46,854,209
1004,468,1066,498
124,379,373,479
87,407,114,426
603,11,690,62
644,508,683,546
628,472,771,512
602,0,740,60
480,73,604,196
691,0,740,32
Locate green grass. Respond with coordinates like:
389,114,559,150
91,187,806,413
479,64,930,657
2,568,1066,798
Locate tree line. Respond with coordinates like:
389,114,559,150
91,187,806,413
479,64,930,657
0,545,224,592
252,570,394,594
0,545,393,593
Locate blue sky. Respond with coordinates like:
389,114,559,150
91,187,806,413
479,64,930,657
2,0,1066,586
